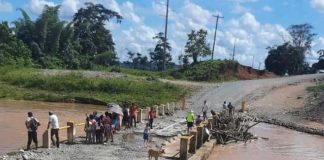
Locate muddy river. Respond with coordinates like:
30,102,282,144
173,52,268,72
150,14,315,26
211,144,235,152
0,100,105,155
209,123,324,160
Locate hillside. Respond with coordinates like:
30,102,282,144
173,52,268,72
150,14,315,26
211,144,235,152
169,60,276,82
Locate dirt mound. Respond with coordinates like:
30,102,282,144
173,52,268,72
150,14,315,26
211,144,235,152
236,65,276,80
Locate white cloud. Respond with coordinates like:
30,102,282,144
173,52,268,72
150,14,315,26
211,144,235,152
27,0,55,15
262,5,273,12
232,2,250,14
310,0,324,12
0,0,12,12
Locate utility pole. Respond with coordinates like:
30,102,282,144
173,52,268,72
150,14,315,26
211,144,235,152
163,0,169,71
232,37,237,61
211,14,224,60
252,55,255,68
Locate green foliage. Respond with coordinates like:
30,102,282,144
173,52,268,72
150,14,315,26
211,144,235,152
170,60,238,81
0,68,187,107
265,23,316,75
149,32,172,71
0,22,33,66
307,83,324,93
265,43,307,75
184,29,211,64
94,51,118,66
73,2,122,57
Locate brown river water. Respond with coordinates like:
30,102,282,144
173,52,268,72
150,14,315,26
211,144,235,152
0,100,105,155
209,123,324,160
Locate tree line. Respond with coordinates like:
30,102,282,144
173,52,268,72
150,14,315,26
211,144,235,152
1,2,323,75
0,2,212,71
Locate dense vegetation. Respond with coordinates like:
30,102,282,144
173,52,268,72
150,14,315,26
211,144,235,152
0,67,187,107
265,24,323,75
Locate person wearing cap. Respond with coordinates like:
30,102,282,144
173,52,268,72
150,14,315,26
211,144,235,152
186,110,195,134
47,112,60,148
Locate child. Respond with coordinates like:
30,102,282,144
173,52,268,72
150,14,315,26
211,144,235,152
84,117,91,144
143,123,150,148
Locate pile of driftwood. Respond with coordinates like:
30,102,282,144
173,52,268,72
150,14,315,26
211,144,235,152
210,110,260,144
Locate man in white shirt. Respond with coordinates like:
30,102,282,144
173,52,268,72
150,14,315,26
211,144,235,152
47,112,60,148
202,100,209,120
25,112,40,150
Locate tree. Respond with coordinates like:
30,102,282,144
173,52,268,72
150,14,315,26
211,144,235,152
318,50,324,60
265,23,316,75
184,29,211,64
73,2,122,60
149,32,172,71
265,43,305,75
288,24,316,54
0,22,32,66
14,6,66,67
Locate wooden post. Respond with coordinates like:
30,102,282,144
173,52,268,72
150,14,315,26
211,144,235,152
181,99,186,110
189,130,197,154
67,121,75,143
42,129,51,148
171,102,175,113
197,125,204,149
137,109,142,123
180,136,189,160
160,104,165,116
154,105,159,118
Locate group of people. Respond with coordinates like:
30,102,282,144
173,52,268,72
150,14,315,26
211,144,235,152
25,111,60,150
24,102,158,150
186,100,236,133
84,111,117,144
223,101,235,116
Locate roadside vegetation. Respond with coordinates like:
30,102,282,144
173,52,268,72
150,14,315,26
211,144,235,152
307,82,324,93
0,67,188,107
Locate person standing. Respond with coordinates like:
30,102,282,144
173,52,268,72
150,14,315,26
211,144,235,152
148,107,155,129
143,123,150,148
47,112,60,148
129,103,137,127
223,101,228,115
25,112,40,150
228,102,234,117
186,110,195,134
202,100,209,120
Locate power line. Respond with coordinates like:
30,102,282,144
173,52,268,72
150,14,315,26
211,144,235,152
163,0,169,71
211,14,224,60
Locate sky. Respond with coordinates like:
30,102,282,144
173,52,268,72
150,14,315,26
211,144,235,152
1,0,324,68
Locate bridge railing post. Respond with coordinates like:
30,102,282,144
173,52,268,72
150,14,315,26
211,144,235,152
180,136,189,160
197,125,204,149
67,121,75,143
189,130,197,154
137,109,143,123
42,129,51,148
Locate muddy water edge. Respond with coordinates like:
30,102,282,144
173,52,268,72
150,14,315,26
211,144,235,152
0,100,105,155
209,123,324,160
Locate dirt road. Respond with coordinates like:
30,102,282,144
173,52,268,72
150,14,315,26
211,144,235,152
4,74,324,160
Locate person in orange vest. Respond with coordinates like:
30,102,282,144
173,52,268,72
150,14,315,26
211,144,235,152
129,103,137,127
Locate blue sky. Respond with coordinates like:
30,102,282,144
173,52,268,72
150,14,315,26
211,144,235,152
1,0,324,68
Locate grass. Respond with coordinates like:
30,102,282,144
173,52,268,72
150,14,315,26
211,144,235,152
307,82,324,93
0,66,188,107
